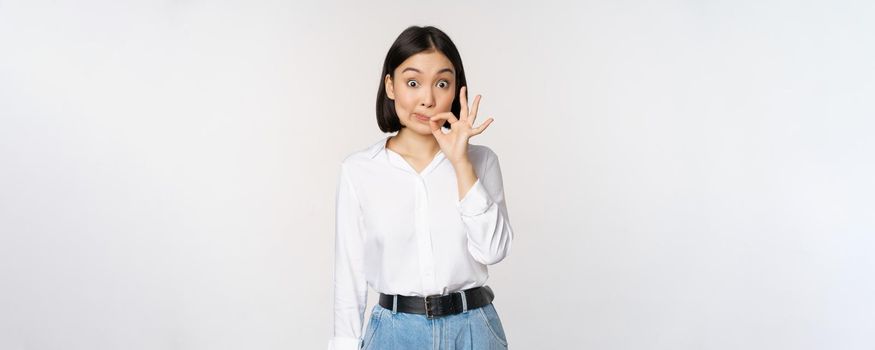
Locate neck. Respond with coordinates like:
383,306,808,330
388,128,441,158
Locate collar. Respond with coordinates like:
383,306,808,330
368,135,447,175
366,135,391,159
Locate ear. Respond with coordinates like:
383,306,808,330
385,74,395,100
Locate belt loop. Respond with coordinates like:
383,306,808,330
392,295,398,314
459,290,468,313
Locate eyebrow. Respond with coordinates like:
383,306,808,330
401,67,455,75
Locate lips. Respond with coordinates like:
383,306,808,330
413,113,430,122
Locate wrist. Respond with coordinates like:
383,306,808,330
450,157,473,170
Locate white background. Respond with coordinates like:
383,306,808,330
2,0,874,349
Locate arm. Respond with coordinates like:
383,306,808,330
454,149,514,265
327,164,368,350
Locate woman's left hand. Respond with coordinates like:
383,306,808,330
428,86,494,165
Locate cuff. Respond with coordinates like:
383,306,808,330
456,178,493,216
327,336,361,350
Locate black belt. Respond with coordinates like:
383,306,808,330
378,286,495,319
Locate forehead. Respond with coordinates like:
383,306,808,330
396,51,454,75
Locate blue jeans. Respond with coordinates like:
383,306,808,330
360,302,509,349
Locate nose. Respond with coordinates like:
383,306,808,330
420,86,435,108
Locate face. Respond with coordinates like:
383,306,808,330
385,50,456,135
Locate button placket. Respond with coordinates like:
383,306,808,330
413,175,437,294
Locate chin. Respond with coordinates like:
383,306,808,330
410,126,433,135
402,121,432,135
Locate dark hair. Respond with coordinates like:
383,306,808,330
376,26,468,133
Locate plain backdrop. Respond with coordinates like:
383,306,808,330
2,0,874,349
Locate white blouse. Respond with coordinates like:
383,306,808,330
327,135,514,350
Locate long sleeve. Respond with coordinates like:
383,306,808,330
456,149,514,265
327,163,368,350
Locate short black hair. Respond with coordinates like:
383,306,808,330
376,26,468,133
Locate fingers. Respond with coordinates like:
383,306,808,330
431,111,493,137
469,94,481,125
460,86,468,121
430,122,444,136
428,117,443,133
429,112,458,124
472,117,494,135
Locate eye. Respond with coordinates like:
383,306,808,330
407,80,418,87
437,80,450,89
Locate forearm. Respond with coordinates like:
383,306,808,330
452,158,478,200
453,150,513,265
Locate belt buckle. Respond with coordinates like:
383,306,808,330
424,295,436,319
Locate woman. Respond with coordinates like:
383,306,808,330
328,25,514,350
